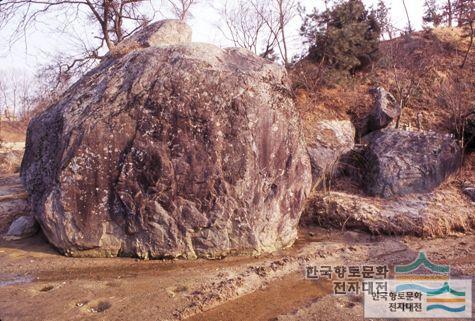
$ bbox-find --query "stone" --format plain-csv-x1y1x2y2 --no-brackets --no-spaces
21,21,312,259
5,216,39,240
0,175,29,233
462,185,475,202
305,189,474,237
111,20,192,57
306,120,355,183
359,129,461,197
361,87,400,136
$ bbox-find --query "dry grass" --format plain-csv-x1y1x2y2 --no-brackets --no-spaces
290,28,475,138
0,121,27,142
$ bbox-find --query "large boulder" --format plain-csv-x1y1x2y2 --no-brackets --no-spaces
306,120,355,183
360,129,461,197
21,20,312,259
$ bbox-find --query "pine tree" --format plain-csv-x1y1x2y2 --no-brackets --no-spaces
301,0,381,72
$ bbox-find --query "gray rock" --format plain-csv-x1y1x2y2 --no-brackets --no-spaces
306,120,355,183
463,186,475,202
21,21,312,259
5,216,39,240
111,19,192,57
305,189,474,236
361,87,400,136
360,129,461,197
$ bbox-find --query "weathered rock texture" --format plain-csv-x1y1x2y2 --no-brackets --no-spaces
359,129,461,197
306,120,355,183
305,187,475,237
21,20,312,259
111,19,192,56
0,175,29,233
5,216,39,240
359,87,400,137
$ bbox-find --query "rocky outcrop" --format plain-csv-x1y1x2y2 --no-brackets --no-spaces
306,188,474,236
111,20,192,56
0,175,29,233
359,129,461,197
306,120,355,183
5,216,39,240
21,20,312,259
359,87,400,137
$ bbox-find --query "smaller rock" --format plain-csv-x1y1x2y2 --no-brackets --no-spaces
462,186,475,202
305,189,474,237
111,19,192,56
362,87,400,136
5,216,39,240
307,120,355,184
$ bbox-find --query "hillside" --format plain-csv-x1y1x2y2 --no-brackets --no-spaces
291,27,475,142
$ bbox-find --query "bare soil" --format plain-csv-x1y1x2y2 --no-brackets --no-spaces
0,223,473,321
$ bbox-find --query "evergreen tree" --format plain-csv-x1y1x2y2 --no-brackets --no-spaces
301,0,381,72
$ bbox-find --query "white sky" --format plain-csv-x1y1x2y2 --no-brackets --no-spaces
0,0,424,77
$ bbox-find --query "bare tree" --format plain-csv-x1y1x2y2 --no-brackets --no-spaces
402,0,413,32
269,0,297,65
218,0,276,56
217,0,296,64
0,0,158,77
0,69,34,121
457,0,474,68
166,0,199,21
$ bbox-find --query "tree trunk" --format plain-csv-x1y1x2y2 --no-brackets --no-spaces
461,21,474,68
402,0,412,32
447,0,453,26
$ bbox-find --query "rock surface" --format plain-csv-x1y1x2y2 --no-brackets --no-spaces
360,87,400,136
463,185,475,202
0,175,29,233
359,129,461,197
111,20,192,56
305,188,475,236
5,216,39,240
306,120,355,183
21,20,312,259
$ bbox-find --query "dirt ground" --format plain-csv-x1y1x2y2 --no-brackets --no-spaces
0,223,473,321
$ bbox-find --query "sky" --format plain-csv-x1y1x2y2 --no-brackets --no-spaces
0,0,425,78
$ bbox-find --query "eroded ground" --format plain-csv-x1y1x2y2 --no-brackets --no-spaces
0,225,473,321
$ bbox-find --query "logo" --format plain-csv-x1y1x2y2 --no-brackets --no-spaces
364,251,472,319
